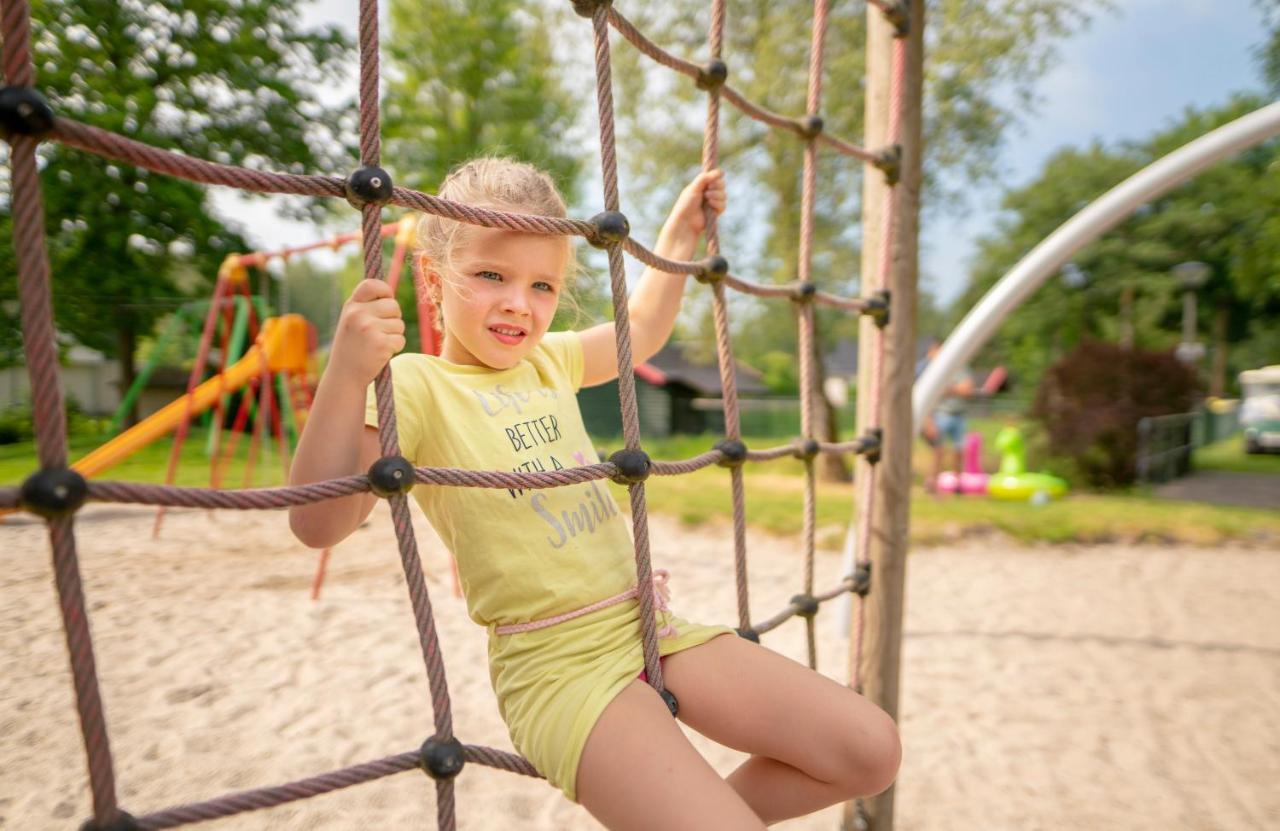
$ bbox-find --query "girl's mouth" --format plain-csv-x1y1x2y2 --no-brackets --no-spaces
489,325,527,346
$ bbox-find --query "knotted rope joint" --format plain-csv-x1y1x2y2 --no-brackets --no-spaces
571,0,611,17
587,210,630,249
78,811,139,831
735,627,761,643
793,438,821,461
849,561,872,597
880,0,911,37
659,688,679,717
798,114,824,139
0,86,54,138
345,165,394,209
20,467,88,518
695,58,729,91
367,455,416,498
872,143,902,185
695,254,729,285
714,438,748,467
608,448,651,485
420,736,466,781
790,281,817,303
863,288,891,328
790,593,820,619
863,427,884,465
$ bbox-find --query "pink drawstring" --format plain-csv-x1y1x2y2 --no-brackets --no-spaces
494,569,679,639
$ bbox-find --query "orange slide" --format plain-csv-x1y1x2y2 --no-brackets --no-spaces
71,315,311,480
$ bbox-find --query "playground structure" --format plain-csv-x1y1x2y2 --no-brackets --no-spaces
77,216,439,491
4,0,914,826
7,0,1279,829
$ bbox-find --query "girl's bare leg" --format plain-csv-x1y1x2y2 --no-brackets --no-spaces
576,678,767,831
664,633,901,825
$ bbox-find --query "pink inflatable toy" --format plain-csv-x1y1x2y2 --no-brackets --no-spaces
934,432,989,495
958,432,989,495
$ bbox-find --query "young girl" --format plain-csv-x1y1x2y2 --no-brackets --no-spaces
289,157,900,830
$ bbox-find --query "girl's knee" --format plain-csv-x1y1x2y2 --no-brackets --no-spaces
835,708,901,798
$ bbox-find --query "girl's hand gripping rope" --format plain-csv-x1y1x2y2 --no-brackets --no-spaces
329,278,407,385
662,169,726,244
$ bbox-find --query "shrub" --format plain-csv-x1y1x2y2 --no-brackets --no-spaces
1032,341,1198,488
0,397,103,445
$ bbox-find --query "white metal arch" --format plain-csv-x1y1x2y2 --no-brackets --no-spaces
913,100,1280,425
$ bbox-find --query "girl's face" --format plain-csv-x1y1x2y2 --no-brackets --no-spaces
431,225,570,370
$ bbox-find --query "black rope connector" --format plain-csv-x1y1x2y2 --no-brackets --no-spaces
798,114,824,139
20,467,88,519
793,438,820,461
872,144,902,185
714,438,747,467
863,288,891,328
863,427,883,465
659,687,679,717
420,735,466,780
695,254,729,285
790,281,817,303
858,427,883,460
587,210,630,248
850,561,873,597
608,448,651,485
571,0,611,17
696,59,729,91
345,165,394,209
735,626,760,643
367,454,416,498
0,86,54,139
880,0,911,37
790,593,820,619
79,812,140,831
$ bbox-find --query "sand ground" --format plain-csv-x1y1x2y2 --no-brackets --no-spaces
2,503,1278,830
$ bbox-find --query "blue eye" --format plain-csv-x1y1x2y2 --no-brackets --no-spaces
477,270,502,281
534,281,556,293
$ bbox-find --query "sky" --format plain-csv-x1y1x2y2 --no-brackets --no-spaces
210,0,1275,306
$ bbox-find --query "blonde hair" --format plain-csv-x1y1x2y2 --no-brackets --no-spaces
415,157,580,330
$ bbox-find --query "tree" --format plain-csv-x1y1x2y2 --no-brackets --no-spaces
0,0,352,423
959,96,1280,396
597,0,1102,479
382,0,583,198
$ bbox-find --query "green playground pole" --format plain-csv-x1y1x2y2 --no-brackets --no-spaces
276,372,297,448
109,312,188,435
205,295,252,457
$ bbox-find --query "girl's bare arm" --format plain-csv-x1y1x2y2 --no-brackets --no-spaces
579,170,726,387
289,279,405,548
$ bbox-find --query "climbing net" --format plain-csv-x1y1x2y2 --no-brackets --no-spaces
1,0,909,827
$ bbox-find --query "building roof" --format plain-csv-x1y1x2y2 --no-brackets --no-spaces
641,342,770,397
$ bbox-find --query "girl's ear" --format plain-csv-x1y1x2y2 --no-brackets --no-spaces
414,252,443,303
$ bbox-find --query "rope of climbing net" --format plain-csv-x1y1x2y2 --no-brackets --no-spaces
0,0,909,827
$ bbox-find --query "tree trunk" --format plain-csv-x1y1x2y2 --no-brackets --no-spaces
1210,301,1228,398
1119,283,1134,348
118,325,138,428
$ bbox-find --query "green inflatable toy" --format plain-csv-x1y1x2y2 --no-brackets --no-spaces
987,426,1068,502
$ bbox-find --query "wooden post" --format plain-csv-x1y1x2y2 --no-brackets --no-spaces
845,2,923,830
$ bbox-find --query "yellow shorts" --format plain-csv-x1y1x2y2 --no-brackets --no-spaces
487,599,732,802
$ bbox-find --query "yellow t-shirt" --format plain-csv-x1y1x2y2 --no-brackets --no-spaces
364,331,637,629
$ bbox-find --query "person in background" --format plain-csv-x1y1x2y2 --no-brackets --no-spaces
917,338,974,492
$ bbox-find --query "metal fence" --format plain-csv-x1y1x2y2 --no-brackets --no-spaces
1136,405,1241,484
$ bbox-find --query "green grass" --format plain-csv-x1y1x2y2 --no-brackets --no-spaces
0,427,289,489
1193,435,1280,475
7,427,1276,547
614,431,1280,547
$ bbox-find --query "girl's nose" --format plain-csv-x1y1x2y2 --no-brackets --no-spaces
501,288,532,316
